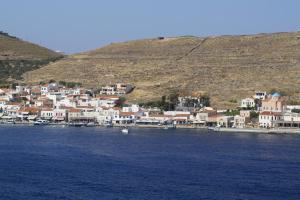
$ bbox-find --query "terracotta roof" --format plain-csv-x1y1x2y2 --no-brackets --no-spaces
69,108,81,113
208,114,225,119
31,88,41,93
120,112,135,116
6,102,22,106
19,107,40,113
98,95,119,100
41,108,53,112
260,111,282,116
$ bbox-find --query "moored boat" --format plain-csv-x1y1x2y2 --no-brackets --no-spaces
103,122,113,128
121,127,129,134
86,122,96,127
34,119,49,125
68,122,85,127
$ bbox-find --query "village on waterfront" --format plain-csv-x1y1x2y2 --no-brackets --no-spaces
1,81,300,133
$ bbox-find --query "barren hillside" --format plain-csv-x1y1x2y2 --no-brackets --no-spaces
25,32,300,108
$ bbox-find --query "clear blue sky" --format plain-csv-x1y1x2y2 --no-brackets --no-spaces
1,0,299,54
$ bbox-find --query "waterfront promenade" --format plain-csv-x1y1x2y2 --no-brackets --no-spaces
1,121,300,134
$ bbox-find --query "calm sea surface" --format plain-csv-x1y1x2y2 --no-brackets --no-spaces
0,125,300,200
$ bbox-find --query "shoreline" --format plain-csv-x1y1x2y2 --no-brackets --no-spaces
1,122,300,134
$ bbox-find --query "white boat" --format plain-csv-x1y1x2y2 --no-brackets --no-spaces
68,122,85,127
208,125,221,132
34,119,49,125
103,122,113,127
86,122,96,127
4,119,15,124
121,127,129,134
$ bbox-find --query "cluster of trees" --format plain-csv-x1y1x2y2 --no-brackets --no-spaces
139,93,210,111
0,57,63,81
179,95,210,108
115,97,127,108
0,80,10,88
0,81,23,89
38,80,82,88
139,93,179,111
58,80,82,88
292,109,300,113
224,109,259,120
0,31,17,39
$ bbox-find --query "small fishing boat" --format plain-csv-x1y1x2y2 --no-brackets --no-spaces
103,122,113,128
86,122,96,127
34,119,49,125
68,122,85,127
4,119,15,124
208,125,221,132
121,127,129,134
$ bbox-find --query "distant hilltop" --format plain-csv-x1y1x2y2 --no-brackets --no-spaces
0,31,63,83
1,31,300,108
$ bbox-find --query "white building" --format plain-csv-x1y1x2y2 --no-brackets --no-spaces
259,111,282,128
99,86,116,95
240,98,255,108
41,86,48,95
96,96,119,108
0,98,7,110
163,111,191,116
122,104,139,113
41,109,54,120
52,108,67,122
253,91,267,100
4,102,22,118
95,107,120,124
113,112,135,124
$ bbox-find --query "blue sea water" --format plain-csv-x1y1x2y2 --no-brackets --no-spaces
0,126,300,200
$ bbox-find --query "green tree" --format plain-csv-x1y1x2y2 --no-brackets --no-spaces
115,97,126,107
250,111,259,119
292,109,300,113
49,79,56,84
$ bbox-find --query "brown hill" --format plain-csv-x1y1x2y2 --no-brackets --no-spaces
0,31,63,82
25,32,300,108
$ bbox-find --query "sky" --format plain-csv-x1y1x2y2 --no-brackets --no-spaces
1,0,300,54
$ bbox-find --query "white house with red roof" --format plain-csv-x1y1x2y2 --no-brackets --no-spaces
259,111,283,128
